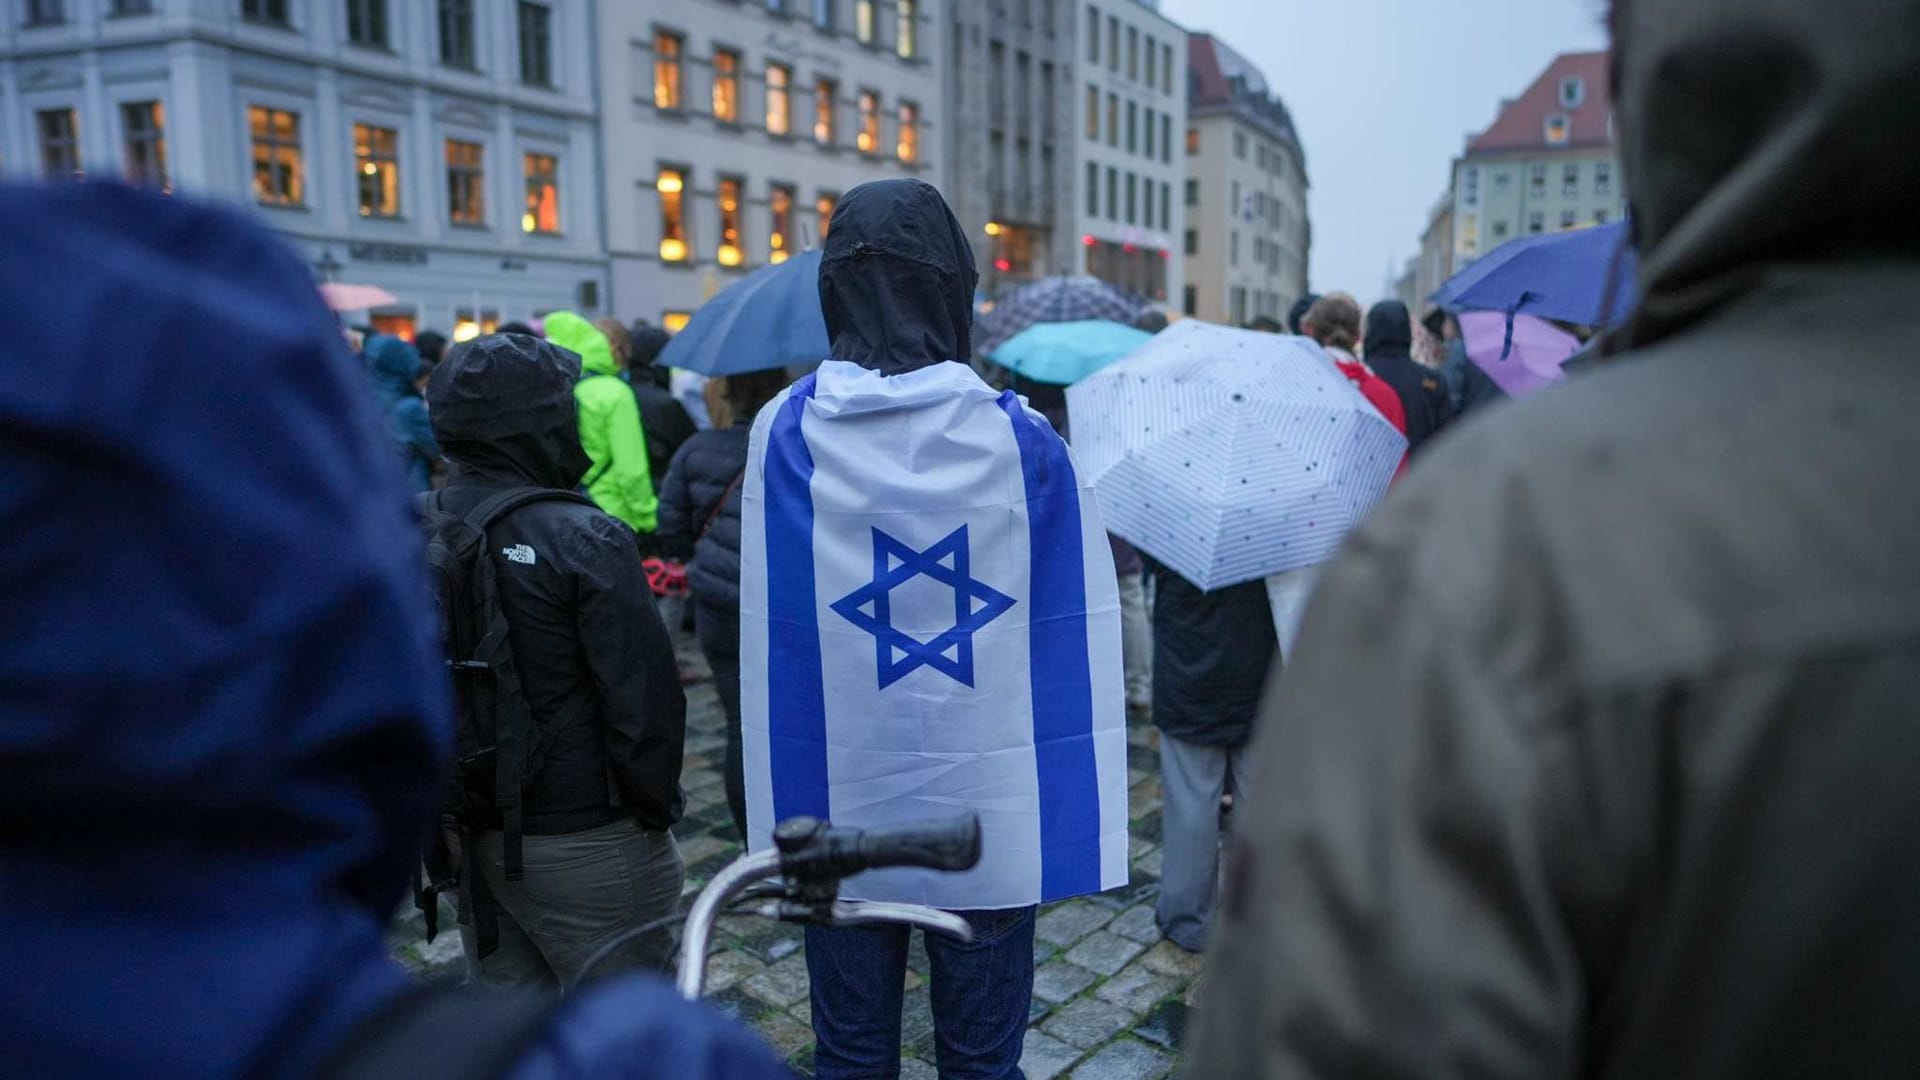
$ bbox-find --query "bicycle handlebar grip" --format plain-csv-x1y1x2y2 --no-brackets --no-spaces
855,814,982,874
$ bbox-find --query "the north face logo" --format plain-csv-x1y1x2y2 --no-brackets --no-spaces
502,544,537,566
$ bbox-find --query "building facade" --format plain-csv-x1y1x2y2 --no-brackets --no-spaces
944,0,1074,295
1071,0,1184,309
1180,32,1306,327
1412,190,1453,313
0,0,609,340
598,0,943,331
1450,51,1623,268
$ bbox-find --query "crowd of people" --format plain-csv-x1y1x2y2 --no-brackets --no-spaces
5,0,1918,1076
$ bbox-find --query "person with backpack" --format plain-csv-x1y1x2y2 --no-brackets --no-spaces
544,312,660,552
423,331,688,987
0,181,785,1079
655,368,793,842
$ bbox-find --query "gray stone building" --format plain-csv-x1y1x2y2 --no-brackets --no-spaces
598,0,944,331
0,0,610,340
943,0,1076,295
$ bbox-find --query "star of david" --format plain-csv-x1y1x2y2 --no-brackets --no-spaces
830,525,1017,690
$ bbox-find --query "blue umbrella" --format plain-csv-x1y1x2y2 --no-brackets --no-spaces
657,249,828,376
989,320,1153,386
976,275,1150,355
1432,221,1637,326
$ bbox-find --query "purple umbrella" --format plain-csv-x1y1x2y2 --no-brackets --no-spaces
1459,311,1581,399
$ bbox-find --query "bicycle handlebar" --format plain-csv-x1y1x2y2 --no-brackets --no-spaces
772,814,982,882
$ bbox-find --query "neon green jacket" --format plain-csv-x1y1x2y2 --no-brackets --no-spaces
545,312,657,533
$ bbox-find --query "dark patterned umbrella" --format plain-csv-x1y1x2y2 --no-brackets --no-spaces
975,275,1150,356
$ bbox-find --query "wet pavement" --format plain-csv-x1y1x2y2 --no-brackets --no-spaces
392,628,1197,1078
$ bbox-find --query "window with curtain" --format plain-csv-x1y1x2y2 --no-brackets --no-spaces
522,151,559,233
896,101,918,162
717,177,744,266
712,49,740,122
249,105,303,205
766,63,792,134
896,0,915,58
814,78,837,145
653,32,683,109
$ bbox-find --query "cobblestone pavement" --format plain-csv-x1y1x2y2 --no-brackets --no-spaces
394,628,1197,1078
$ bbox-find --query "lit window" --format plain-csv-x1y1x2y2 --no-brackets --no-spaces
814,78,837,144
446,139,485,226
662,311,692,333
522,151,559,233
653,32,683,110
770,183,795,263
896,101,919,161
1185,126,1198,155
346,0,387,48
121,101,168,191
816,191,837,241
657,167,688,262
857,90,880,154
855,0,874,43
1545,112,1570,145
712,49,739,122
1085,85,1099,140
766,64,792,135
717,177,744,267
451,310,498,342
517,2,552,87
37,108,81,181
354,124,401,218
249,105,303,205
896,0,916,59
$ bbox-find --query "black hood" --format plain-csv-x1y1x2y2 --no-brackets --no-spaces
427,332,592,489
1363,300,1414,359
819,178,979,375
1615,0,1920,348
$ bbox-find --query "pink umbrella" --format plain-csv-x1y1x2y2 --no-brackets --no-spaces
318,282,398,312
1459,310,1581,399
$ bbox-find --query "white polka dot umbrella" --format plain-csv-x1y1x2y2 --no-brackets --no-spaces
1065,320,1406,591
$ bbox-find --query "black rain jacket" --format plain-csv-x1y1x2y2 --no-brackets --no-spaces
1363,300,1454,453
819,177,979,375
656,422,750,653
427,334,686,833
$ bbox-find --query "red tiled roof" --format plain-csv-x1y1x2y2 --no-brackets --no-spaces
1188,33,1266,107
1466,51,1612,154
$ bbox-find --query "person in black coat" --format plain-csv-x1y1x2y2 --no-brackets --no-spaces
655,368,792,841
1363,300,1454,454
426,332,689,984
626,322,699,486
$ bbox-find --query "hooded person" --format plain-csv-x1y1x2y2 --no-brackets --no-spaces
622,321,698,490
543,311,659,540
1362,299,1454,454
739,178,1129,1079
0,183,784,1079
424,331,689,987
1188,0,1920,1076
363,331,441,491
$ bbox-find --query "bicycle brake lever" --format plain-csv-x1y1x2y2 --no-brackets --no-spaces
827,900,974,942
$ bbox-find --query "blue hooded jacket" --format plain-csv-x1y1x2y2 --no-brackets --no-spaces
0,184,788,1080
364,332,440,492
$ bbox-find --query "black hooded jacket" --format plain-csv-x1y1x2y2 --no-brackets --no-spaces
427,334,685,833
625,323,698,483
819,178,979,374
1362,300,1453,454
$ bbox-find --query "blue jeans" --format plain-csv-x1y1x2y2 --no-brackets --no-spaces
806,906,1037,1079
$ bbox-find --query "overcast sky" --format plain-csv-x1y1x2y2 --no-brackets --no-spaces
1157,0,1609,302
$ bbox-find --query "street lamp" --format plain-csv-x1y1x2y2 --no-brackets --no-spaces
314,249,343,283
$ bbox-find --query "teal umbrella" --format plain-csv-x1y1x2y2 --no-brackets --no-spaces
988,320,1154,386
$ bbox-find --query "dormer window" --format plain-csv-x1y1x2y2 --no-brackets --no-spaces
1559,76,1585,109
1545,112,1571,145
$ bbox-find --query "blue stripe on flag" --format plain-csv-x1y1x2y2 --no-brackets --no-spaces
998,393,1101,899
765,375,830,823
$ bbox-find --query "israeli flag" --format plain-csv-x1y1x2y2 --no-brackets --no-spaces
740,359,1129,908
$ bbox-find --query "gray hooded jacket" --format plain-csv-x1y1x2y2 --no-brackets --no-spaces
1187,1,1920,1076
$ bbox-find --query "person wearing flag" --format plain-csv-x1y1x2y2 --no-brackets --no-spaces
739,178,1130,1078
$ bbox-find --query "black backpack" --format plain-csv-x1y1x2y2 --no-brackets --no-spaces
415,486,596,956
